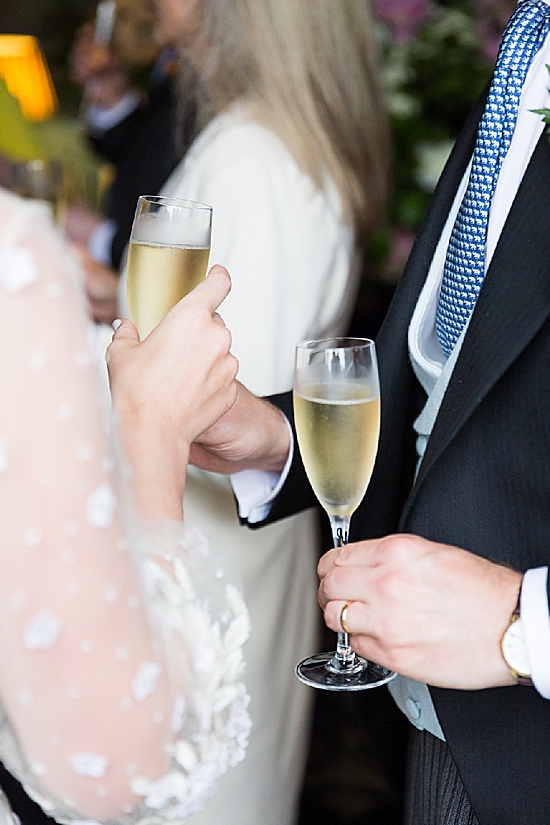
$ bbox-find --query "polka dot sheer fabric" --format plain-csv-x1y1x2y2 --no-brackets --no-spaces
0,190,251,824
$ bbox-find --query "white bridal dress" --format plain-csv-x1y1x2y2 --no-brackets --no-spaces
162,104,359,825
0,188,251,824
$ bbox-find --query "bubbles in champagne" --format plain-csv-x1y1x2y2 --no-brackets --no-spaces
131,209,211,248
126,242,210,339
294,383,380,518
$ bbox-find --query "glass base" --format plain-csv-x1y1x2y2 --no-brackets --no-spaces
295,651,396,692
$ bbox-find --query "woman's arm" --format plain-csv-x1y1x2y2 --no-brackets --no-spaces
0,194,246,822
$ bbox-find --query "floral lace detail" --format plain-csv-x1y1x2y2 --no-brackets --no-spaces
0,246,38,293
0,524,251,824
125,525,253,821
23,610,63,650
0,190,251,824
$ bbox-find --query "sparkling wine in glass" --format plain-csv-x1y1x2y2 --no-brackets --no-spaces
294,337,396,691
126,195,212,339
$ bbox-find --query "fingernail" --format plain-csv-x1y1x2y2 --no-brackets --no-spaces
112,319,122,332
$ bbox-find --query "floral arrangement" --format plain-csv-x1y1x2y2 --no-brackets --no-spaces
368,0,515,282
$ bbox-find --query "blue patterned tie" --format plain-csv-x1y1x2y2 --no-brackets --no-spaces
436,0,550,358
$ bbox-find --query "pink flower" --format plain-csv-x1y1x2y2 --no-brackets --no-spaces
384,228,417,280
474,0,515,65
372,0,435,43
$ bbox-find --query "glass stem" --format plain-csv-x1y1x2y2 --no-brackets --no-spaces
328,516,358,670
330,515,350,547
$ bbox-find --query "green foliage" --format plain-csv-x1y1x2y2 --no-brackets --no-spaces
370,0,515,281
532,65,550,132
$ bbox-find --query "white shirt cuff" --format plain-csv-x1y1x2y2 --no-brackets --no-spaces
86,91,141,133
88,219,118,266
521,566,550,698
230,415,294,524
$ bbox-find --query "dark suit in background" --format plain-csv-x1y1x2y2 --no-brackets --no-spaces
88,69,194,269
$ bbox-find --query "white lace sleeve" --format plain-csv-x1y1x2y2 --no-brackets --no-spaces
0,190,250,824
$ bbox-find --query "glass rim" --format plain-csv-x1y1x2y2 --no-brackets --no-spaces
296,336,375,352
137,195,212,212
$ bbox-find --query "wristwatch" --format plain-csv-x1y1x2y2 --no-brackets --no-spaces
501,603,533,686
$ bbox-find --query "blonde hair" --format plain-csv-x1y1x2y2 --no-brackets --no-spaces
178,0,389,244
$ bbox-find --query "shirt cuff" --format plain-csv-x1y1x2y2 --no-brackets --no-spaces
86,91,141,133
230,415,294,524
521,566,550,698
88,220,118,267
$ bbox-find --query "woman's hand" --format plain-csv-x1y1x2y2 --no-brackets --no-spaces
107,265,239,518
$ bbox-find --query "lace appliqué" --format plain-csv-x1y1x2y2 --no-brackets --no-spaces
23,611,63,650
0,195,251,824
128,525,252,821
0,247,38,293
86,483,118,528
0,525,251,825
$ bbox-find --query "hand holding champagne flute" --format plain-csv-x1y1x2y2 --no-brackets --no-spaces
294,337,396,690
127,196,212,338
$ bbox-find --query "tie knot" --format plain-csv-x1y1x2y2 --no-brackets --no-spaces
501,0,550,48
521,0,549,12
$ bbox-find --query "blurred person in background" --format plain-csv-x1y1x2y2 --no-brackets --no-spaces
145,1,389,824
66,0,194,323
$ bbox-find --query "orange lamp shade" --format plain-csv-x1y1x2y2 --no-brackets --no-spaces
0,35,57,121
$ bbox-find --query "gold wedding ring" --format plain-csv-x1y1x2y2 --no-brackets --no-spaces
340,600,354,634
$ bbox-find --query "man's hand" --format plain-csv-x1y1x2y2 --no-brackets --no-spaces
70,22,133,109
189,381,291,475
318,533,522,690
65,203,104,247
71,243,120,325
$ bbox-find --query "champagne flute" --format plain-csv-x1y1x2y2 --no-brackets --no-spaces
294,337,396,691
13,159,66,227
126,195,212,339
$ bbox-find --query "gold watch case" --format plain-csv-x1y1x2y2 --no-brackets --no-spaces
501,612,532,683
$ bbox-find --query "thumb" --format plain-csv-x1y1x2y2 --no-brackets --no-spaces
109,317,140,347
186,264,232,314
106,318,140,370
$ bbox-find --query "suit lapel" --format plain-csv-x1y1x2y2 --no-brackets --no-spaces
403,130,550,521
356,95,485,535
386,93,486,326
375,90,485,418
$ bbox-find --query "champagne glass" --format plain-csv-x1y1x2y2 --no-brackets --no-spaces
126,195,212,339
13,159,66,227
294,337,396,691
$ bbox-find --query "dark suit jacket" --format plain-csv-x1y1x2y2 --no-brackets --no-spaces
250,92,550,824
